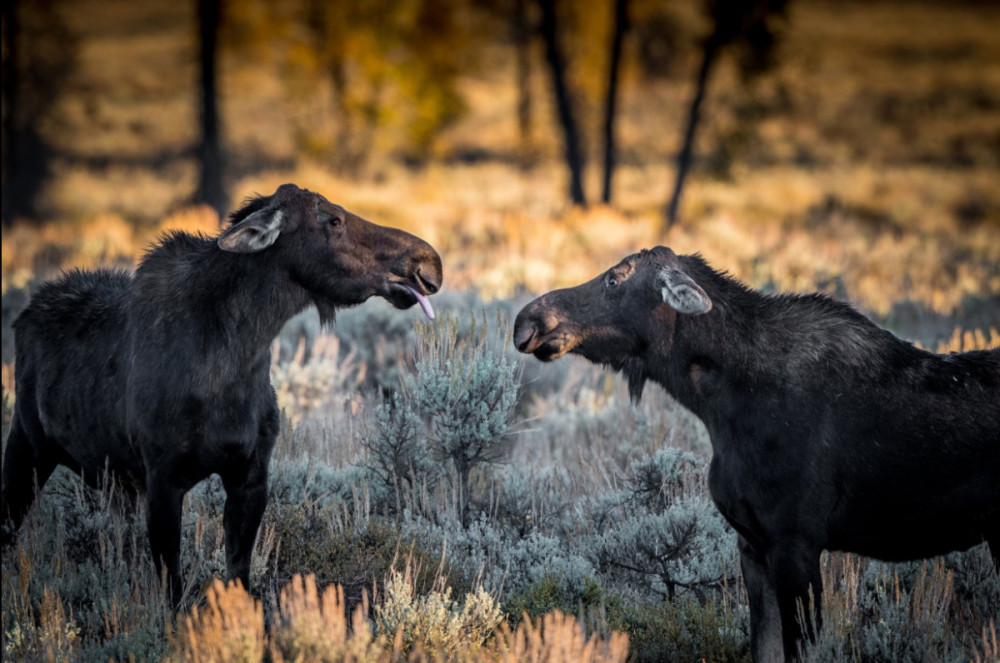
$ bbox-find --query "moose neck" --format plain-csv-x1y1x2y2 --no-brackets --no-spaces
132,233,313,369
644,261,794,428
646,257,894,438
215,249,313,351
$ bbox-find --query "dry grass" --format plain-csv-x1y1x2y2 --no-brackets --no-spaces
2,548,82,663
270,576,383,663
170,573,629,663
172,580,266,663
6,161,998,317
928,327,1000,354
491,610,630,663
971,621,998,663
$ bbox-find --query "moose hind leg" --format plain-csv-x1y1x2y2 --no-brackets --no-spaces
221,461,269,591
739,536,784,663
2,416,57,544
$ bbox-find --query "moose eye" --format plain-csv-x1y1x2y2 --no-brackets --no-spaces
328,215,342,228
607,275,619,287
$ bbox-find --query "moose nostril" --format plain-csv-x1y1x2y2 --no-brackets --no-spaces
417,270,439,294
513,325,536,352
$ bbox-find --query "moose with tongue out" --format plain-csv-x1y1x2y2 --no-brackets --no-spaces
3,183,442,605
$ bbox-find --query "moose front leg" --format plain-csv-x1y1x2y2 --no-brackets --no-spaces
769,540,823,660
145,470,188,607
220,455,270,591
739,536,784,663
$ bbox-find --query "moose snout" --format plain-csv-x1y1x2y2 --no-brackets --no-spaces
391,241,443,294
513,302,559,354
415,257,442,295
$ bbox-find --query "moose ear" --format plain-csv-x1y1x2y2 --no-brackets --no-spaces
218,209,284,253
657,268,712,315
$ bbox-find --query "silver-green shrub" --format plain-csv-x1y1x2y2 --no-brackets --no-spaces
406,314,521,527
359,393,440,518
357,313,523,527
586,448,739,601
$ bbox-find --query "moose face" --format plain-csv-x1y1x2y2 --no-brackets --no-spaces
218,183,443,322
513,246,712,373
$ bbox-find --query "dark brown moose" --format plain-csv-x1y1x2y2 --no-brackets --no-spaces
3,183,442,605
513,246,999,662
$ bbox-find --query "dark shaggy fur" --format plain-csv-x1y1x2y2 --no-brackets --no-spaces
3,183,442,605
514,245,999,662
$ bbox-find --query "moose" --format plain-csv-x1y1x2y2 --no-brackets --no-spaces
2,183,442,605
513,246,999,662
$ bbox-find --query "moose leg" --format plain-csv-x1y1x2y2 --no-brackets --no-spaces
2,416,57,544
769,541,823,661
220,457,270,591
145,470,187,607
739,536,784,663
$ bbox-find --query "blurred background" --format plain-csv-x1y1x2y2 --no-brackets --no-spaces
3,0,998,322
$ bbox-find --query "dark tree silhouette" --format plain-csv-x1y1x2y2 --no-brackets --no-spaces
2,0,73,226
601,0,629,204
1,0,22,226
664,30,720,228
194,0,226,220
537,0,586,206
664,0,788,229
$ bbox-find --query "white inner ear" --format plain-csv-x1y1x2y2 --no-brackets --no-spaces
659,269,712,315
219,209,284,253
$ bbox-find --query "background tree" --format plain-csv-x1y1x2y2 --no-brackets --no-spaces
305,0,364,171
194,0,226,220
600,0,629,204
1,0,75,226
664,0,788,229
1,0,19,226
512,0,535,167
295,0,472,171
537,0,587,206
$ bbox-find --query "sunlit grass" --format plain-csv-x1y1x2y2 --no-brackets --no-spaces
7,160,997,318
170,570,628,663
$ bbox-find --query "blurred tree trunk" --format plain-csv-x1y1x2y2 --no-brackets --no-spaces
1,0,20,226
537,0,586,206
513,0,533,167
664,33,720,229
2,0,52,226
664,0,788,230
195,0,226,220
601,0,628,204
306,0,359,173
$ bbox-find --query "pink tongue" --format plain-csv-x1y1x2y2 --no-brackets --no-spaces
405,286,435,320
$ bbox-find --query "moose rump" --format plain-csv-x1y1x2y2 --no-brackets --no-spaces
3,183,443,605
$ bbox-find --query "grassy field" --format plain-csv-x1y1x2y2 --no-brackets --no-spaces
2,0,999,660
